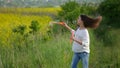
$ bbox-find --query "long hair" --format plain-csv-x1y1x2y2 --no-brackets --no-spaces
80,15,102,29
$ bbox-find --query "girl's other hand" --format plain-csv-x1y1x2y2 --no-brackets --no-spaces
70,36,75,40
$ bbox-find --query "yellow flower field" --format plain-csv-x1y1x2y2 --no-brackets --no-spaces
0,8,61,16
0,8,60,46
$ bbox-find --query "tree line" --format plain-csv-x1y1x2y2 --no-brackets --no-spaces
0,0,102,7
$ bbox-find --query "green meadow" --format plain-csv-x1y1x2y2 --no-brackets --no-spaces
0,1,120,68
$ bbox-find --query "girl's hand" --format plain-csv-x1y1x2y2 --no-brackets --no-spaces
59,22,64,25
58,21,73,32
70,36,75,41
64,23,68,27
58,22,68,27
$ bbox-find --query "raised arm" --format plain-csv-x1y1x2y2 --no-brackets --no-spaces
60,22,74,32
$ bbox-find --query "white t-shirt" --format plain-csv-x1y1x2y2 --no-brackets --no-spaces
71,28,90,53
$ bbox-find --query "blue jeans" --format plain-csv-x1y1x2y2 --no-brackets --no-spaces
71,52,89,68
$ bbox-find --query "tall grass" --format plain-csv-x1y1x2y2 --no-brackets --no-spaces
0,32,72,68
0,28,120,68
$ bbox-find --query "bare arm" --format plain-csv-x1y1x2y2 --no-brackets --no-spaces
62,23,74,32
72,37,82,45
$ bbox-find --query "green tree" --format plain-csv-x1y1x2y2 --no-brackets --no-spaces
97,0,120,28
29,20,40,35
58,1,80,24
95,0,120,45
12,25,26,35
58,1,97,25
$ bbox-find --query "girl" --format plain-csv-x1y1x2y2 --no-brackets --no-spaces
61,15,102,68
